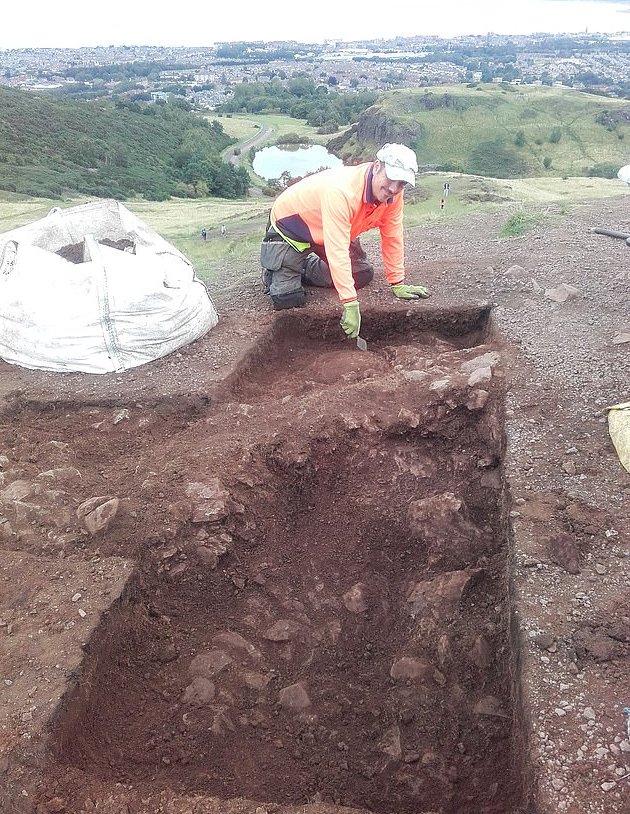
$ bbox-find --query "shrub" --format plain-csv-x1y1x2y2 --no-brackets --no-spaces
468,140,528,179
276,133,310,145
587,162,621,179
500,210,539,237
317,122,339,134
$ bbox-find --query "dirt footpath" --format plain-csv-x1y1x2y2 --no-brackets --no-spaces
0,196,628,814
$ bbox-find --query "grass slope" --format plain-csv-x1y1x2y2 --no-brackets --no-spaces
372,84,630,178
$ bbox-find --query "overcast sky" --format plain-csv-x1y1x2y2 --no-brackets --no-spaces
1,0,629,50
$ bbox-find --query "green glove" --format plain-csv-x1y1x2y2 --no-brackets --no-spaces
340,300,361,338
391,283,430,300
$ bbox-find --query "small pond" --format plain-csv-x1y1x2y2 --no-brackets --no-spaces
253,144,342,181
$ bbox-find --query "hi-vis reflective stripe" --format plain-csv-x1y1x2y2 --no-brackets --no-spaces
270,218,310,252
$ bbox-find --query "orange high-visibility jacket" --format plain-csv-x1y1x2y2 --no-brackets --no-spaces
270,162,406,303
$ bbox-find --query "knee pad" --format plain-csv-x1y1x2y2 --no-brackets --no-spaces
271,289,306,310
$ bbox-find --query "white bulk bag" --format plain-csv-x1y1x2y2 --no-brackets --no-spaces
0,200,218,374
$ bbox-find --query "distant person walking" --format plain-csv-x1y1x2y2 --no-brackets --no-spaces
201,227,207,241
220,225,227,237
443,181,450,198
440,198,445,210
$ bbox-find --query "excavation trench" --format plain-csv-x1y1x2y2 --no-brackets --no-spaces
48,308,529,813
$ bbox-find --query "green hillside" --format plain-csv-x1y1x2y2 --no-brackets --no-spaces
2,82,629,203
345,84,630,179
0,87,250,200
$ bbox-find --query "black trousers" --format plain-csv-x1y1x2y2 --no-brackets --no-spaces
260,224,374,310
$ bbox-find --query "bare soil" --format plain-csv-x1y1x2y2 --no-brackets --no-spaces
0,195,628,814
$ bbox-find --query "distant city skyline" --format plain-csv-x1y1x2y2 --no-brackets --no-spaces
1,0,629,50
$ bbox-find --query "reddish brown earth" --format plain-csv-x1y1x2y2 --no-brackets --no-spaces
0,196,628,814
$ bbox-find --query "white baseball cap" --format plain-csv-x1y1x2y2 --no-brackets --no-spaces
376,143,418,187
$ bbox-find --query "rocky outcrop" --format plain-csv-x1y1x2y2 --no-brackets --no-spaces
327,106,423,161
356,107,424,149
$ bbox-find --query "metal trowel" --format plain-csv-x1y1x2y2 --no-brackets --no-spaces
355,335,368,351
